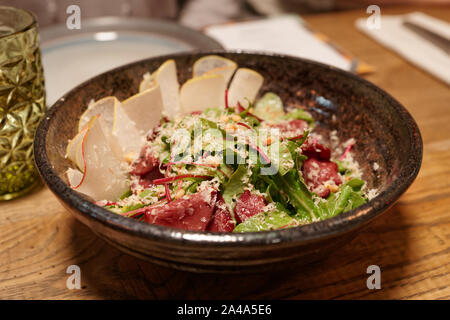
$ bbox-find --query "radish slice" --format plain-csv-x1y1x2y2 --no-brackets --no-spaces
228,68,264,108
67,168,84,189
122,84,164,135
66,126,88,171
180,74,227,114
67,117,128,201
193,55,237,78
153,59,181,118
67,116,99,172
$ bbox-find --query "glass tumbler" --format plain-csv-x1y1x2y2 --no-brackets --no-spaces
0,6,46,200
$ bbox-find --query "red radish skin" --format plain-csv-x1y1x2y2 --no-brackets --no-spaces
234,190,267,223
145,189,217,231
95,201,117,207
236,122,252,130
340,143,354,160
225,89,229,109
237,102,264,122
167,161,230,179
287,134,304,141
302,158,342,198
164,157,173,201
73,127,88,189
249,144,271,164
130,167,164,192
153,174,213,185
207,195,235,232
164,183,172,202
121,200,166,217
72,114,104,190
167,161,217,169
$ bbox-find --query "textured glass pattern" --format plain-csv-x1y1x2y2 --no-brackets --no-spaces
0,24,46,199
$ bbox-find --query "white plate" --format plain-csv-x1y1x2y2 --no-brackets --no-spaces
40,17,222,106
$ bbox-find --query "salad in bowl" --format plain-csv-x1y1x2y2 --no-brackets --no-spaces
65,55,377,233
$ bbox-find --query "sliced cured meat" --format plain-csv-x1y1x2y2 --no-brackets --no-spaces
207,195,235,232
130,146,159,176
302,141,331,161
130,168,164,192
234,190,267,224
145,188,217,231
302,158,342,198
270,119,308,138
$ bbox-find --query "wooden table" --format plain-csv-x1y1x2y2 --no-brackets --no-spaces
1,6,449,300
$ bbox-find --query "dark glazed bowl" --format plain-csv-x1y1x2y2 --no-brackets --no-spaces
34,51,422,273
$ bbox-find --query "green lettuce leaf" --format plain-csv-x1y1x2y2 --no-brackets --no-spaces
233,209,298,232
222,164,248,210
271,170,320,221
284,108,314,124
253,92,285,121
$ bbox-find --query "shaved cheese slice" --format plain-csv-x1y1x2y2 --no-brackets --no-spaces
139,72,156,92
228,68,264,108
122,85,164,135
100,101,144,163
180,74,227,114
68,117,128,201
193,55,237,78
153,59,181,118
204,65,237,84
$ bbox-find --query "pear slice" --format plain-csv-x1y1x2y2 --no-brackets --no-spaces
180,74,227,114
153,59,181,118
193,55,237,79
78,96,117,132
67,117,128,201
228,68,264,108
139,72,156,92
204,65,237,84
122,84,164,135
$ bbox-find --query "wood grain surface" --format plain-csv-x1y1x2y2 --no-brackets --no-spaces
0,6,449,300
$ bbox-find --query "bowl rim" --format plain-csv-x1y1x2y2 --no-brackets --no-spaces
34,50,423,247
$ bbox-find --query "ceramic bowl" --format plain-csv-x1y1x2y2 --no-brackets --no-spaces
34,51,422,273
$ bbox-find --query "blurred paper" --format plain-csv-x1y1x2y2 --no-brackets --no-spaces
355,12,450,85
205,15,353,71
